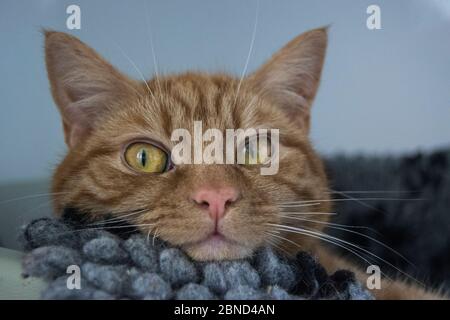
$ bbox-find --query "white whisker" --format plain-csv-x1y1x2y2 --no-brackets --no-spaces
233,0,259,105
279,202,322,208
329,189,382,213
152,228,159,246
22,223,155,243
280,211,337,216
0,192,69,205
268,231,304,251
114,42,158,104
264,231,291,256
281,197,424,206
328,190,419,194
143,0,163,97
146,228,152,244
280,215,416,268
268,223,378,275
267,223,424,286
84,223,155,231
86,209,149,227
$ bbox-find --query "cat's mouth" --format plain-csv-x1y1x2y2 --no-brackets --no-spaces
181,233,253,261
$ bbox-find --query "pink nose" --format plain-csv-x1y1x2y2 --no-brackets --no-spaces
191,187,239,221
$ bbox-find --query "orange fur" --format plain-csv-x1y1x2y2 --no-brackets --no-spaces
44,29,444,299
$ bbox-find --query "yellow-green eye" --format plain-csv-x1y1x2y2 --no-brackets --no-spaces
124,142,168,173
242,137,271,165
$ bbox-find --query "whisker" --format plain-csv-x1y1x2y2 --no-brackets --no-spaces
21,222,155,243
90,223,155,230
268,223,424,287
281,214,376,231
152,228,159,246
280,215,416,268
279,202,322,208
328,190,420,195
0,192,69,205
329,189,383,214
86,208,149,227
143,0,163,97
267,223,379,276
280,211,337,216
264,231,291,256
281,197,425,206
233,0,259,105
114,42,158,104
267,231,303,251
146,228,152,244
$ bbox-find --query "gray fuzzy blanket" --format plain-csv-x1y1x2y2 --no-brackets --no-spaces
20,217,372,300
18,148,450,299
325,148,450,291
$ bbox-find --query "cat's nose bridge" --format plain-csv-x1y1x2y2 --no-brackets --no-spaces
190,186,240,221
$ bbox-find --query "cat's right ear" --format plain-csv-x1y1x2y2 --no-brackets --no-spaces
45,31,141,147
247,27,327,133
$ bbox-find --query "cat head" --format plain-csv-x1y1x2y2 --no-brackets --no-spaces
45,28,330,261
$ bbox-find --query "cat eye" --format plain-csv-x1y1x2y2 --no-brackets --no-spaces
123,141,170,173
241,136,272,165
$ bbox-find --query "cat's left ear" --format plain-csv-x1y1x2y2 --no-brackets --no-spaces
45,31,142,147
248,27,327,132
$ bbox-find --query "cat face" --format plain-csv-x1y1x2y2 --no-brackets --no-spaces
46,29,331,261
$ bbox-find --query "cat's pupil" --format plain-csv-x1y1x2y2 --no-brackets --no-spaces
137,149,147,167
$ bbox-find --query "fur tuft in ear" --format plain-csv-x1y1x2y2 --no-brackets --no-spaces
248,27,328,132
44,31,141,147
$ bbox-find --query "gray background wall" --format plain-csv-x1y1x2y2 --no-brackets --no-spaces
0,1,449,248
1,0,449,184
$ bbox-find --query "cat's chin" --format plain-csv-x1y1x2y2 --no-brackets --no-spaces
182,235,253,261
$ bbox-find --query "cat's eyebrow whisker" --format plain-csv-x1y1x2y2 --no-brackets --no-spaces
143,1,163,98
114,42,158,104
267,223,424,287
233,0,259,106
280,215,416,269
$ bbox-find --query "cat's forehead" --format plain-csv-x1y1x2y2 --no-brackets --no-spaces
139,73,264,131
102,72,283,148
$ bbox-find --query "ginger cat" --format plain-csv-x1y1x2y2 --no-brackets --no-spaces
44,28,444,299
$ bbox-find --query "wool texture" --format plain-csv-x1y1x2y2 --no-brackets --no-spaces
20,217,373,300
325,148,450,290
